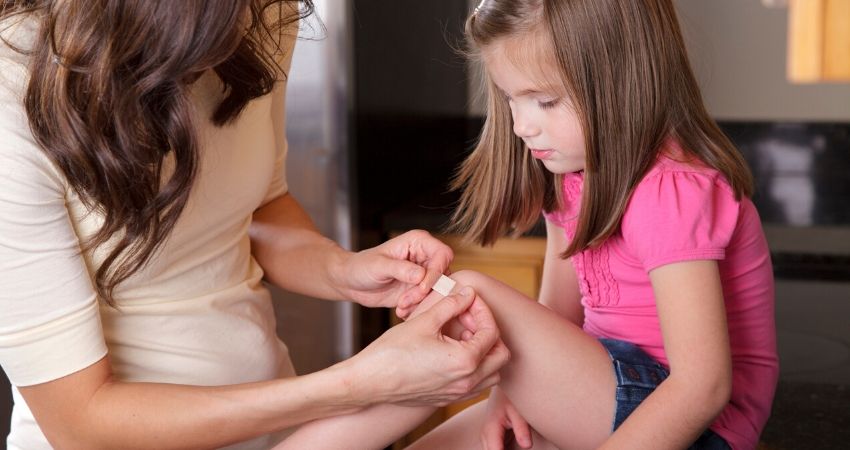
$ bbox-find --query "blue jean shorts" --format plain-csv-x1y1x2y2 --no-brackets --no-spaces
599,338,731,450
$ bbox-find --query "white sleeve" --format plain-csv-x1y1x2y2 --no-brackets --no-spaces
261,7,299,206
0,107,107,387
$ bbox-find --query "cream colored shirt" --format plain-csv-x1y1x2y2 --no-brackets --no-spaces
0,16,297,450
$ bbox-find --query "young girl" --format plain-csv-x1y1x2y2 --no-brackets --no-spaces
417,0,779,448
272,0,778,449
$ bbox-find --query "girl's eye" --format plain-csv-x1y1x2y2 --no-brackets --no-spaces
538,99,559,109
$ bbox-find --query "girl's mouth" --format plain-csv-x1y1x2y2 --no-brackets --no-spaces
530,148,554,159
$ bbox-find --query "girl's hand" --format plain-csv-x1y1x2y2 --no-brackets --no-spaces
333,230,452,311
481,387,533,450
345,287,510,407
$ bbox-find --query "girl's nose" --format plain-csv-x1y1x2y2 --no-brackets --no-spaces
512,111,540,138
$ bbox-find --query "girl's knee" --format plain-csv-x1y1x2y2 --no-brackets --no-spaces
449,269,493,289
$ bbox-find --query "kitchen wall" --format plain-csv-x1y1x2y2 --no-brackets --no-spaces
677,0,850,121
354,0,469,118
466,0,850,121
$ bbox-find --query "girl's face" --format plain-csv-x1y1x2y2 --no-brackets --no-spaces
482,39,586,174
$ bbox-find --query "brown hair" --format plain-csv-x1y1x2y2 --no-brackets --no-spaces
451,0,753,256
1,0,313,305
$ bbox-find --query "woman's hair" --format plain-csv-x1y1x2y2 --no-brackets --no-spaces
450,0,753,256
0,0,313,305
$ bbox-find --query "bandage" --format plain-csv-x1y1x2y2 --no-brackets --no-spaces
431,274,456,296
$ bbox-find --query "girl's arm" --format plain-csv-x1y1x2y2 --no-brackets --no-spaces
600,260,733,450
17,287,508,450
538,219,583,324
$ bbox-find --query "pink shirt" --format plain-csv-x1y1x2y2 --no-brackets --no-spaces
545,153,778,450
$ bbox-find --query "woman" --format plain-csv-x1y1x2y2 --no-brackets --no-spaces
0,1,508,448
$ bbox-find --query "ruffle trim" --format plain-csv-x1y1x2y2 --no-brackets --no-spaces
550,172,619,308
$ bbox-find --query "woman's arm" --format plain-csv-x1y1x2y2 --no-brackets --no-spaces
600,260,733,450
250,193,452,309
254,30,451,310
270,287,508,450
19,356,358,450
18,287,508,450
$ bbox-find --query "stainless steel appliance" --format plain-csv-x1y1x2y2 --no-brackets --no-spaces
270,0,359,375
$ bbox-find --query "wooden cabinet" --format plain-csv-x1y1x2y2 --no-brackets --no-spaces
788,0,850,82
391,234,546,448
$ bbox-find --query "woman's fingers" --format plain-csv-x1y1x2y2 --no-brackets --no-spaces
358,283,509,407
383,230,453,309
466,338,510,390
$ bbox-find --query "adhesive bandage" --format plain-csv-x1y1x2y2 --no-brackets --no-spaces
431,274,456,296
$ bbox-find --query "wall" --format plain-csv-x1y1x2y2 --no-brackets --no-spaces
353,0,469,117
466,0,850,121
678,0,850,121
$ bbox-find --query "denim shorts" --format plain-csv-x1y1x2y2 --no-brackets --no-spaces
599,338,731,450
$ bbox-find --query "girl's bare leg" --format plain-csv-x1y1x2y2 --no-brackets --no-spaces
411,270,617,450
273,404,435,450
407,400,560,450
277,269,615,450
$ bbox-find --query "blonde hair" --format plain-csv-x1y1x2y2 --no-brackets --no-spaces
450,0,753,257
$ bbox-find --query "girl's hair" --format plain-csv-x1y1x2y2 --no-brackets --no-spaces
451,0,753,256
0,0,313,305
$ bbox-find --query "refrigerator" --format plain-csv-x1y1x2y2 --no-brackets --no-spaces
271,0,359,375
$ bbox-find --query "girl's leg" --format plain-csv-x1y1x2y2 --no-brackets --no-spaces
276,269,616,450
272,404,435,450
407,400,560,450
414,270,617,450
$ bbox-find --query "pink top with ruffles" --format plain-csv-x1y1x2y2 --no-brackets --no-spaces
544,151,778,450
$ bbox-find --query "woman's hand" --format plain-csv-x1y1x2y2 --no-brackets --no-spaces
332,230,453,312
344,286,509,407
480,387,533,450
404,282,482,344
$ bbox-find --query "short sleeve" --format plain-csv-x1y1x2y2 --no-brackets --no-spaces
260,7,299,206
0,92,107,386
621,170,740,272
